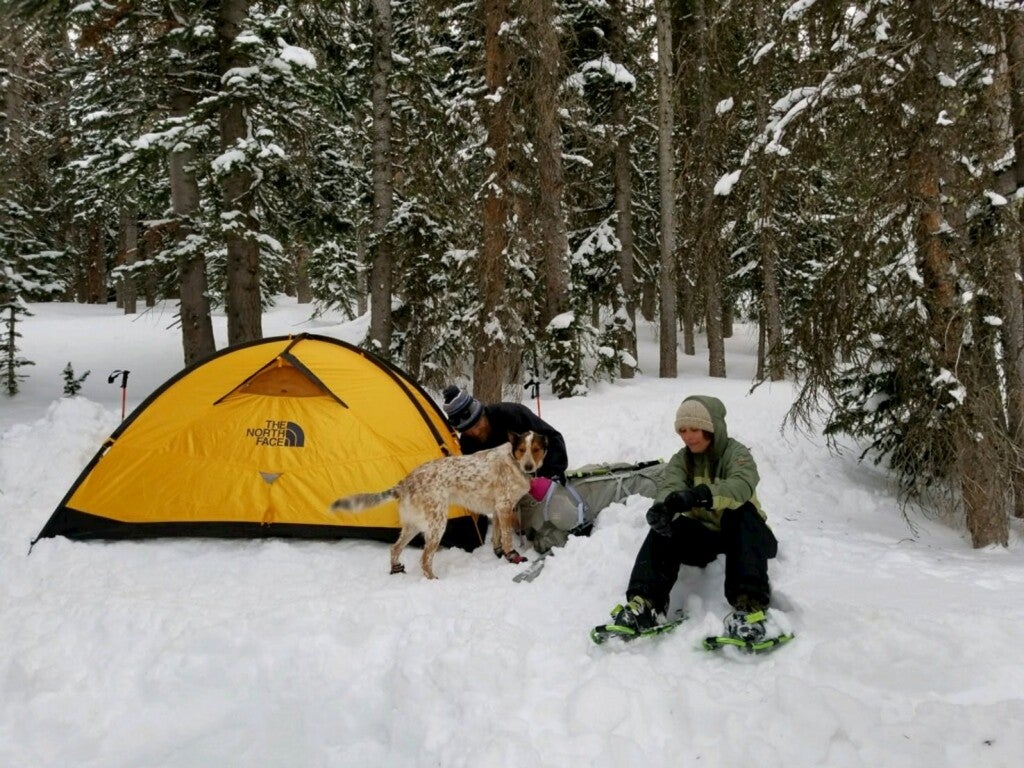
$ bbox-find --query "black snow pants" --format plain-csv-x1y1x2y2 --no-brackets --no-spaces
626,502,778,613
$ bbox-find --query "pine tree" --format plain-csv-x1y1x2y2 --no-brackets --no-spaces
61,362,89,397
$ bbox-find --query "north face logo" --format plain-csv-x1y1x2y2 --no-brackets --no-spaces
246,420,305,447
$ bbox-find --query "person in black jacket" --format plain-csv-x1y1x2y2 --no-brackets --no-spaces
441,385,568,483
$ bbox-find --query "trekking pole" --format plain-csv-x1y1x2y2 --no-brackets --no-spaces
525,346,542,416
524,378,541,417
108,369,130,420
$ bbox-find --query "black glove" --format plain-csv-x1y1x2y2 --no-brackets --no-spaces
645,502,674,537
664,484,713,513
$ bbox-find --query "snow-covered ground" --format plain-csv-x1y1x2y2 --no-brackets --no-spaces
2,297,1022,768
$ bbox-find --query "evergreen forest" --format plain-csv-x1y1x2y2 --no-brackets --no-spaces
3,0,1024,547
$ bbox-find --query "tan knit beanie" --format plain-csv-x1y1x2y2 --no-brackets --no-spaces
674,399,714,433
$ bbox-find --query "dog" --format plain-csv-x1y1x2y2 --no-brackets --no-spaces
329,431,548,579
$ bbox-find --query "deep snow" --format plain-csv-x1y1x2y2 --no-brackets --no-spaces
2,298,1022,768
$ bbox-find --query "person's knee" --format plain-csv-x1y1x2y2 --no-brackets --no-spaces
719,502,758,532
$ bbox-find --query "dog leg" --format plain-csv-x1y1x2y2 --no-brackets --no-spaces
420,520,445,580
390,525,419,576
494,506,526,563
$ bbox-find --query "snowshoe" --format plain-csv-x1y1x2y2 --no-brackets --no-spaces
591,616,686,645
702,608,795,654
590,596,685,644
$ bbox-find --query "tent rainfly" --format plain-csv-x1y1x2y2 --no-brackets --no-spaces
33,334,483,550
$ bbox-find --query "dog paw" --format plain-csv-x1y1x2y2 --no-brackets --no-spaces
503,549,528,564
390,563,406,575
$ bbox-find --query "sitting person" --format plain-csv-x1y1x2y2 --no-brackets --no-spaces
441,385,568,483
597,394,778,643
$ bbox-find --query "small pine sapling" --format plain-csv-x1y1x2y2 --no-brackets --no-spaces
1,302,35,396
62,362,91,397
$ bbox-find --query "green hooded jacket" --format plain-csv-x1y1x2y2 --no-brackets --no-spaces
655,394,765,531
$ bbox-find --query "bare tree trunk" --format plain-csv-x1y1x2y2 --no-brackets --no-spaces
609,0,636,379
755,310,766,381
528,0,577,397
3,32,25,202
679,249,695,356
356,224,368,317
1005,12,1024,519
474,0,513,403
294,243,313,304
84,218,105,304
219,0,262,346
754,0,784,381
528,0,570,326
368,0,394,356
119,209,138,314
138,230,158,308
656,0,677,378
691,0,724,377
640,279,656,322
705,256,726,377
169,39,215,365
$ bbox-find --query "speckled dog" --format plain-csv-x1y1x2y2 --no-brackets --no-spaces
330,431,547,579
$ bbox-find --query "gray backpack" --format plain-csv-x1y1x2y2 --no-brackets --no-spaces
518,460,665,553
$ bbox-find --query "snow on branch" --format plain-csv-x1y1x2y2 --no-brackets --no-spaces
782,0,819,23
717,32,865,197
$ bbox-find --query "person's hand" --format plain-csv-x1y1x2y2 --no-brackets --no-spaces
664,485,713,513
646,501,674,537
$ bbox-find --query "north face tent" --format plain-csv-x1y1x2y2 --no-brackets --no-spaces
33,333,482,549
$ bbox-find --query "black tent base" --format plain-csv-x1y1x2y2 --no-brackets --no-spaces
32,508,488,553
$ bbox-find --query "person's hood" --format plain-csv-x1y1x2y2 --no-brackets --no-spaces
683,394,728,460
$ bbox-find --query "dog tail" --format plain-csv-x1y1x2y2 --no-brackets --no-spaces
330,488,398,514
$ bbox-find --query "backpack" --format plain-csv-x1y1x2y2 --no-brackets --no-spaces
518,460,666,553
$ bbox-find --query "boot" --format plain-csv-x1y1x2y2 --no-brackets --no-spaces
725,595,768,643
608,594,659,633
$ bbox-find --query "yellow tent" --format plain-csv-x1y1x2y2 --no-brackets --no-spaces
34,334,482,550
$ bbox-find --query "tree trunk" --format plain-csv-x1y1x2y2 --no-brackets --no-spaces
529,0,577,397
369,0,394,356
3,32,25,201
84,218,105,304
655,0,677,378
356,224,368,317
640,279,656,322
755,309,766,381
119,209,138,314
138,231,157,308
609,0,636,379
528,0,570,328
705,255,726,377
679,249,695,356
219,0,262,346
910,4,1006,547
169,40,215,365
474,0,512,403
294,243,313,304
1005,12,1024,518
754,0,784,381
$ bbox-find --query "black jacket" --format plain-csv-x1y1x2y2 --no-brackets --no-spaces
459,403,568,482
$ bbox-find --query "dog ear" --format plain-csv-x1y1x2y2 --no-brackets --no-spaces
507,431,521,445
534,433,548,450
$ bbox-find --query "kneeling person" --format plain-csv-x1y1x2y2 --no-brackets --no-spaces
442,386,571,552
